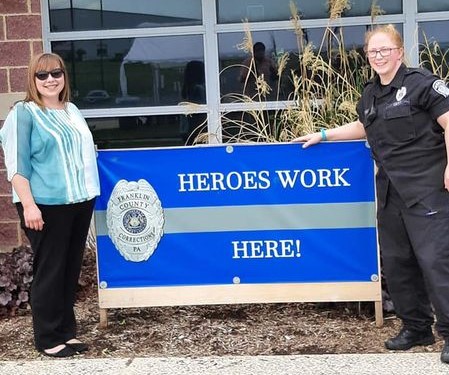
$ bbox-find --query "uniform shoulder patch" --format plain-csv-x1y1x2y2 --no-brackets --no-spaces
432,79,449,98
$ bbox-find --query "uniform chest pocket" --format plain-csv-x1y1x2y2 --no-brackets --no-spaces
384,101,411,119
382,101,415,141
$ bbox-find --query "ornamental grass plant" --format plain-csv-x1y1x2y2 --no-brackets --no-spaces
419,34,449,82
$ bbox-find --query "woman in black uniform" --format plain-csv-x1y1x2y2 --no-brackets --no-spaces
295,24,449,364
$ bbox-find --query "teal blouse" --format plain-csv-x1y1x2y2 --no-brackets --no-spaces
0,101,100,204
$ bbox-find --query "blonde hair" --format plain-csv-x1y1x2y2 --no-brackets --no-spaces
25,53,71,108
364,24,404,50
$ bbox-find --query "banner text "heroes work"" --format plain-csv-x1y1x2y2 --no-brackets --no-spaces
178,169,350,192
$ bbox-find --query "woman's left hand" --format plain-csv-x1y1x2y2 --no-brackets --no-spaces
292,132,322,148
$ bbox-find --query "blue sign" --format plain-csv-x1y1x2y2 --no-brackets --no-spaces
95,142,378,289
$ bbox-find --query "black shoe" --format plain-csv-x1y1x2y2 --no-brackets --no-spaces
385,328,435,350
40,345,76,358
441,339,449,364
66,341,89,353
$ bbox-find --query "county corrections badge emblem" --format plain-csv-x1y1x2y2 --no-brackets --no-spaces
106,179,164,262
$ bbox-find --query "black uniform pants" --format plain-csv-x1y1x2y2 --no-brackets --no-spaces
17,199,95,350
377,184,449,338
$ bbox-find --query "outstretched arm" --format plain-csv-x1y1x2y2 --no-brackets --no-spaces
293,120,366,148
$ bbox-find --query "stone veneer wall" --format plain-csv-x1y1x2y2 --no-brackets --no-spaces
0,0,42,252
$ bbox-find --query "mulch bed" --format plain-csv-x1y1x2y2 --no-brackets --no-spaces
0,248,444,360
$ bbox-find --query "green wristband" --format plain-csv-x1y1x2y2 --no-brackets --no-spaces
320,128,327,141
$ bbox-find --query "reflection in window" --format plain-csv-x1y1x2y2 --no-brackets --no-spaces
217,0,298,23
221,110,276,143
219,30,297,102
87,114,207,149
52,35,205,108
48,0,202,31
181,61,206,104
343,0,401,16
216,0,401,23
418,1,449,13
218,26,369,103
419,21,449,79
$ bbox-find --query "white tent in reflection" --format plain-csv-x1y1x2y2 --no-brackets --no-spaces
118,32,204,104
118,26,304,104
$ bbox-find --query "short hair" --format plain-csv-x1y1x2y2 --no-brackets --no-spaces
25,53,71,109
253,42,266,52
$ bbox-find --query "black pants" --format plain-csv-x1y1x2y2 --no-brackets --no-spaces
17,199,95,350
377,185,449,338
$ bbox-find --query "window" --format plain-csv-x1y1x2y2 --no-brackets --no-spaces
216,0,402,22
52,35,205,109
48,0,202,31
87,114,207,149
344,0,402,16
219,25,370,103
217,0,298,23
417,0,449,12
218,30,297,102
41,1,449,148
418,21,449,78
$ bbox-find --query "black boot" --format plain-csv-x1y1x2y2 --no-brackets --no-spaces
385,328,435,350
441,339,449,364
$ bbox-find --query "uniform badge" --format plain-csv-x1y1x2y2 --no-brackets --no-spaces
432,80,449,98
396,86,406,101
106,179,164,262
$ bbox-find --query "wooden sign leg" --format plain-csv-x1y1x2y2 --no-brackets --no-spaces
99,308,108,328
374,301,383,327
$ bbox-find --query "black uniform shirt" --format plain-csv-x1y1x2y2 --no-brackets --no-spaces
357,64,449,207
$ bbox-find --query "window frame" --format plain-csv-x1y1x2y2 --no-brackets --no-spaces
40,1,448,145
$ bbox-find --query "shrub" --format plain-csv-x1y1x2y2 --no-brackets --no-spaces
0,246,33,318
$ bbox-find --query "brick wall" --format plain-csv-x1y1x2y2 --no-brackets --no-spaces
0,0,42,252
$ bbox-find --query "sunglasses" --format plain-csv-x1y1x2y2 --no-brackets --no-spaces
35,69,64,81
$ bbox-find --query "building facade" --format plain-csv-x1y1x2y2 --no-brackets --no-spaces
1,0,449,251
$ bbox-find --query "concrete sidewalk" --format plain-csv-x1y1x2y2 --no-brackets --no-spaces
1,353,448,375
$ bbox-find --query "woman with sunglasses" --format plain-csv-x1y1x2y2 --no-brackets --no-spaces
294,24,449,364
0,53,100,357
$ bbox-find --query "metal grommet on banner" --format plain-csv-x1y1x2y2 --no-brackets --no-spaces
371,274,379,282
232,276,240,284
99,281,108,289
226,145,234,153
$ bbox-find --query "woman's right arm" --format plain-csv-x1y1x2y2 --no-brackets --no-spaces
11,174,44,231
293,120,366,148
1,103,44,231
